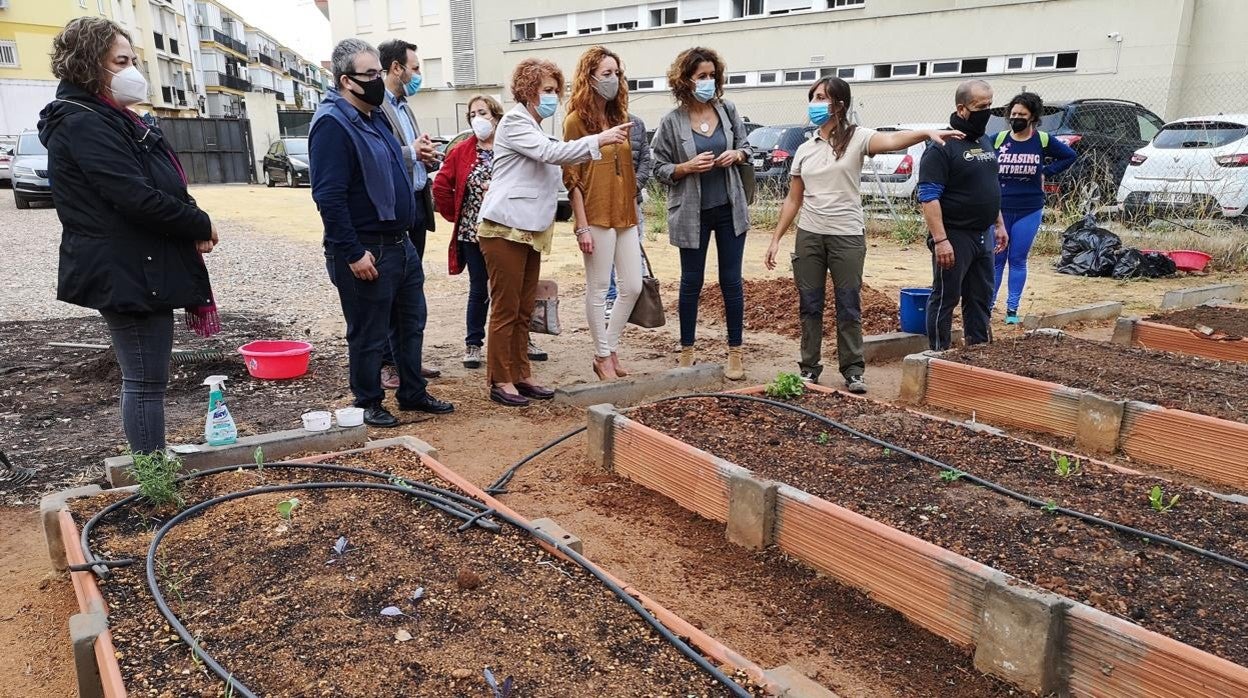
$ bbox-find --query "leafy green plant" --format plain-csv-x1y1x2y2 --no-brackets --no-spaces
816,432,830,445
938,469,964,483
1042,500,1058,514
131,451,184,508
765,372,805,400
253,446,265,473
883,447,892,457
276,497,300,520
1148,485,1179,513
1051,452,1082,477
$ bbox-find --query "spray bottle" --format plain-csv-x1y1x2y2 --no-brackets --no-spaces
203,375,238,446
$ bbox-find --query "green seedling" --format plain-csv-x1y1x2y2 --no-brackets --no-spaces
764,372,805,400
1148,485,1179,513
277,497,300,520
817,432,830,445
1042,500,1058,514
131,450,184,508
883,447,892,457
938,469,964,483
253,446,265,473
1051,452,1082,477
156,558,189,607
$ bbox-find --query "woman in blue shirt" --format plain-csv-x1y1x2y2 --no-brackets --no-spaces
991,92,1078,323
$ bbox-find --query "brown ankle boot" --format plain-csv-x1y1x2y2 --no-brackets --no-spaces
678,346,695,368
725,347,745,381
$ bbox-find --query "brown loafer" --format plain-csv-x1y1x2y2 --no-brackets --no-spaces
515,382,554,400
490,386,530,407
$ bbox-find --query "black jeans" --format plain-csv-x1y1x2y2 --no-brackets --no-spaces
927,229,994,351
462,240,489,347
100,309,174,454
678,203,746,347
327,237,429,407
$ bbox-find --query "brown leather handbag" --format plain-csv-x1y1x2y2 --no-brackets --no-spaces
627,244,665,328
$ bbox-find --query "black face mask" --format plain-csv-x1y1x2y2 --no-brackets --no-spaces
949,107,992,139
347,75,386,108
1010,118,1030,133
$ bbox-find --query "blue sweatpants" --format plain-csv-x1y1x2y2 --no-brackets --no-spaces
992,208,1043,313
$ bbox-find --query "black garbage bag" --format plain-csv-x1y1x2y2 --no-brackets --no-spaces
1112,249,1178,279
1056,214,1122,277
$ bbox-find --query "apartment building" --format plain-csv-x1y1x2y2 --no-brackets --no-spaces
190,0,250,117
111,0,200,118
321,0,1248,134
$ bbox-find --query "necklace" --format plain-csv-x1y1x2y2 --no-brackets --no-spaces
699,121,710,134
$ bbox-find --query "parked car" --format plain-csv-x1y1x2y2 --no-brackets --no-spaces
262,137,309,187
11,130,50,209
1117,115,1248,221
0,137,15,185
431,128,572,222
860,123,948,204
986,98,1165,203
748,124,815,194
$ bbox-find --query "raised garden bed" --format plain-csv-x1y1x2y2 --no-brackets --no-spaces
598,386,1248,696
909,333,1248,491
56,440,769,697
1112,306,1248,362
683,279,900,338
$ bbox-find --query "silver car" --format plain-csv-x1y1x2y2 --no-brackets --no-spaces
0,138,14,184
12,130,50,209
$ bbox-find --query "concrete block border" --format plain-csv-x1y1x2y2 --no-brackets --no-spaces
1021,301,1123,331
554,364,724,407
591,385,1248,696
1111,316,1248,363
910,349,1248,491
1160,283,1244,310
48,435,782,697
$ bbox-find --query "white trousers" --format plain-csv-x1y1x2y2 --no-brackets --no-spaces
584,224,642,357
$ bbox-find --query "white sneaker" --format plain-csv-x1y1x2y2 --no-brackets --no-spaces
846,375,868,394
462,345,483,369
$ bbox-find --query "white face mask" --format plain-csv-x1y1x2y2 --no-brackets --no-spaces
471,115,495,140
107,65,148,106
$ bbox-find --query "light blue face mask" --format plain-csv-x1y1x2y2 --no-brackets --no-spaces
808,102,831,126
693,78,716,103
403,73,422,97
535,93,559,118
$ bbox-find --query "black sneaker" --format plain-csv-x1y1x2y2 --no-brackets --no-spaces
845,375,868,394
527,340,548,361
800,370,819,384
399,393,455,415
363,406,400,428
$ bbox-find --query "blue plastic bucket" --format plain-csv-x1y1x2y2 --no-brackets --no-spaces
899,288,932,334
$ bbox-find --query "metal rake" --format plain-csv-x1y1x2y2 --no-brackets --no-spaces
0,451,35,488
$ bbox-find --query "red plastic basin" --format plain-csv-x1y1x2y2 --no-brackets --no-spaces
1167,249,1212,273
238,340,313,380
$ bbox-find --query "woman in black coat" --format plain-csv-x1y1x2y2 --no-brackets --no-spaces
39,17,219,454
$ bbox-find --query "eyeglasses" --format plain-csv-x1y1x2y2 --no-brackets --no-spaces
347,70,383,81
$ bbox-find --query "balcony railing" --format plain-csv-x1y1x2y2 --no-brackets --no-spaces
153,32,165,50
290,70,305,84
257,53,277,68
216,72,252,91
208,29,247,56
275,91,285,102
170,38,179,55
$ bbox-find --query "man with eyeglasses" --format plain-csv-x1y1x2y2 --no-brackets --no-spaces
376,38,441,388
310,38,454,428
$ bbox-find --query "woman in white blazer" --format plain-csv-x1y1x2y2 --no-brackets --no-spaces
476,57,631,407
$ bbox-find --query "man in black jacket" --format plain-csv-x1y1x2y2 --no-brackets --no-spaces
917,79,1009,351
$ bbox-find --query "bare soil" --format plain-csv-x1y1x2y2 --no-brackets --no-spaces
941,333,1248,422
675,279,900,339
1145,305,1248,338
70,447,762,697
628,392,1248,667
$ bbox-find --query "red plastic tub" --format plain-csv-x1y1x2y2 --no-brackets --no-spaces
238,340,313,379
1167,250,1212,273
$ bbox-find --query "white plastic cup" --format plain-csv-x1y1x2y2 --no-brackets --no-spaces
335,407,364,428
302,410,332,432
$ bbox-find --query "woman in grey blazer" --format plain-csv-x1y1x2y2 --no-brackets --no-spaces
475,57,630,407
651,46,755,381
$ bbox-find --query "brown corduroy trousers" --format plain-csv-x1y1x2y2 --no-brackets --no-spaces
479,236,541,385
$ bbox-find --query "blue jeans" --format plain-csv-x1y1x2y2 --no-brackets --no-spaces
462,240,489,346
327,237,428,407
992,208,1044,313
100,309,174,454
678,203,746,347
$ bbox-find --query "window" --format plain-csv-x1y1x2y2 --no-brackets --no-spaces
576,11,602,34
819,67,836,77
1056,52,1078,69
421,0,438,19
650,6,677,27
535,15,567,38
0,40,18,67
1153,120,1245,149
931,61,959,74
891,63,919,77
512,20,535,41
1034,54,1056,69
960,58,988,74
423,58,442,87
606,21,637,31
627,78,657,91
727,73,748,85
759,72,778,84
682,0,718,23
837,67,855,79
354,0,372,29
784,69,817,82
733,0,765,18
831,0,865,6
388,0,404,26
605,7,636,31
769,0,812,14
1005,56,1024,71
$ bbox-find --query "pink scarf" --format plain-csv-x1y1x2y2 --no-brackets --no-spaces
106,98,220,337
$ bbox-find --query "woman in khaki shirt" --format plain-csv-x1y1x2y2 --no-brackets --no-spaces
564,46,642,381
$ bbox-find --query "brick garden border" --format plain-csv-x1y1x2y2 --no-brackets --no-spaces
45,437,785,698
899,349,1248,492
591,385,1248,696
1112,316,1248,363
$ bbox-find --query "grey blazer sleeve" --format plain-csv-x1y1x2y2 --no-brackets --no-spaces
630,114,653,192
651,114,682,187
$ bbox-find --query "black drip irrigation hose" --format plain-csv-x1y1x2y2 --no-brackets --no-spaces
84,461,752,698
485,426,587,495
484,391,1248,575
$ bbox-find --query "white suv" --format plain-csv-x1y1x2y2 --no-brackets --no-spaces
1117,115,1248,222
860,123,948,204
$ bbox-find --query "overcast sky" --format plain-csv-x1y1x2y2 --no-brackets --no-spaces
221,0,332,63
